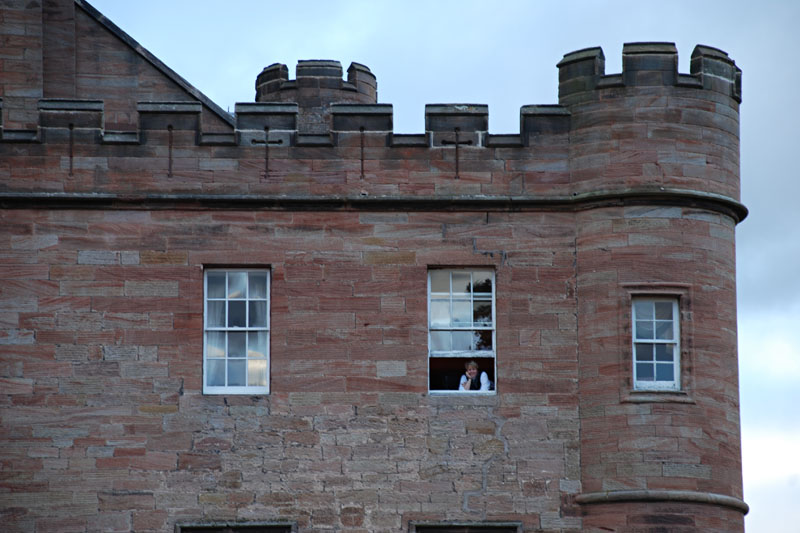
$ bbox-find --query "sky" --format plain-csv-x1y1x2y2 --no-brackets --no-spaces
88,0,799,530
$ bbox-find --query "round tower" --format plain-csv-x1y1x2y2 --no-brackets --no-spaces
255,60,377,133
560,43,748,531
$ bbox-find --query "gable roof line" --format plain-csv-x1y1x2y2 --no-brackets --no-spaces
75,0,236,129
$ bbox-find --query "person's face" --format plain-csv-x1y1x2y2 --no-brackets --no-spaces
466,366,478,379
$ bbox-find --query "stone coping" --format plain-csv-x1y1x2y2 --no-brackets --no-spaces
576,489,749,514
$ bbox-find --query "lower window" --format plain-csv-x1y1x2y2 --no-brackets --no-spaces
411,523,520,533
178,524,292,533
632,297,680,391
203,269,270,395
428,269,496,393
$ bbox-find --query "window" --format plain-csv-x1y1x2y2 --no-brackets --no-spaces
428,269,495,393
178,524,293,533
632,297,680,391
204,270,270,394
410,522,520,533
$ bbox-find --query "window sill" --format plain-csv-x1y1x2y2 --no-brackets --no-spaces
622,389,694,404
428,392,499,406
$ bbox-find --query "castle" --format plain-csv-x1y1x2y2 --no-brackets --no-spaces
0,1,747,531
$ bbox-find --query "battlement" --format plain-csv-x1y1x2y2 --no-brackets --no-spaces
255,60,377,134
1,44,741,146
558,42,742,104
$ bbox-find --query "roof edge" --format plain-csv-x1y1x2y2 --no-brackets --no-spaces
74,0,235,129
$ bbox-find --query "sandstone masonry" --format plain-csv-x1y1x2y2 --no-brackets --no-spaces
0,1,746,532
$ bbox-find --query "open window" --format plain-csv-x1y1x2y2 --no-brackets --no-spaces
428,269,496,393
203,269,270,395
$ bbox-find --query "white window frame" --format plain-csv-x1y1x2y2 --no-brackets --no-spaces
427,268,496,394
632,297,680,391
203,269,270,395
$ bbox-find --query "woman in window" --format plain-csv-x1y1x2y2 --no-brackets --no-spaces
460,360,491,391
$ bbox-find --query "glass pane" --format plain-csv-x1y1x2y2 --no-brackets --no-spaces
207,272,226,298
227,360,246,386
472,271,492,295
430,300,450,327
635,343,653,361
475,330,492,351
430,270,450,293
636,320,653,339
249,301,267,328
206,331,226,358
655,363,674,382
655,301,673,320
207,359,225,386
655,321,673,340
452,330,472,351
249,272,267,299
228,272,247,299
634,300,653,320
452,300,471,324
228,301,246,327
452,273,470,295
473,302,492,326
655,344,674,361
248,359,267,387
636,362,654,381
430,331,451,351
228,332,246,357
248,331,267,359
207,301,225,327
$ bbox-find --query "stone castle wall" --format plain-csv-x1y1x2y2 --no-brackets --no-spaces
0,1,746,532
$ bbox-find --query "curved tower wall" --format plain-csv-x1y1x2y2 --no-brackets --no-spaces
561,44,746,531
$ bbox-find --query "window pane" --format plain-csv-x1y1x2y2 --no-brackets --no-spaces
452,300,471,324
655,320,673,340
227,360,246,386
635,343,653,361
452,331,472,351
207,272,226,298
430,270,450,293
635,320,653,339
655,344,674,361
207,359,225,386
228,332,246,357
430,300,450,327
473,302,492,326
228,272,247,298
248,331,267,359
249,272,267,299
472,272,492,294
248,359,267,387
207,301,225,327
636,362,654,381
228,301,246,327
655,301,673,320
249,301,267,328
452,272,470,295
634,300,653,320
475,330,492,350
655,363,674,382
206,331,226,358
431,331,451,351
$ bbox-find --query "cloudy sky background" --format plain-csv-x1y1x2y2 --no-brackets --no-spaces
88,0,799,530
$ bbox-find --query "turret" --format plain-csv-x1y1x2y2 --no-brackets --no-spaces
255,60,377,134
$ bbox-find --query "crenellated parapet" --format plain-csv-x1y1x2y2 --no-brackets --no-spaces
558,42,741,104
0,43,745,221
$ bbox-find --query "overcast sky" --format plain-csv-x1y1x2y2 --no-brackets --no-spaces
88,1,799,530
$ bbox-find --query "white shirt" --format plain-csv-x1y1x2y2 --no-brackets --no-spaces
460,371,490,391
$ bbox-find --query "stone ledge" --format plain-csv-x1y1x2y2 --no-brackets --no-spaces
575,489,749,514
